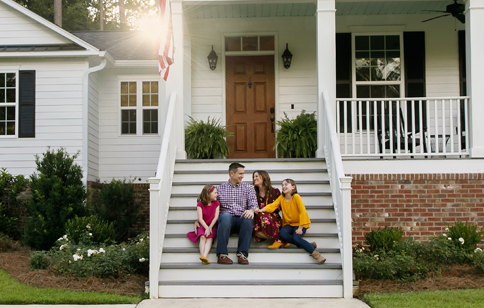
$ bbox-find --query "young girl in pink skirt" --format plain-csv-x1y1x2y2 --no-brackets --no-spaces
187,184,220,264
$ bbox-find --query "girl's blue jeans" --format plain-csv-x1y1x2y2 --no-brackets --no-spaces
279,225,315,254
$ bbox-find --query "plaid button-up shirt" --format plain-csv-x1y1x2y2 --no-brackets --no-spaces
217,180,258,216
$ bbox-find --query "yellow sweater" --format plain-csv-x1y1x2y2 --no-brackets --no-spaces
264,194,311,229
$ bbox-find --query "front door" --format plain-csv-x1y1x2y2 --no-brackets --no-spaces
225,55,275,159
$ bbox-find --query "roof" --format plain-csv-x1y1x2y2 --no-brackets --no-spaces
0,44,85,52
70,31,158,61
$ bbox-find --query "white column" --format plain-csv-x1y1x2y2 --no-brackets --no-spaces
316,0,336,158
340,176,353,299
465,0,484,157
167,0,187,159
148,178,160,299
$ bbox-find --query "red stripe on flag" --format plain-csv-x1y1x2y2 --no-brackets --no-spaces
158,0,174,81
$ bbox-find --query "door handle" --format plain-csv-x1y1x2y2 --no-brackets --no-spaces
270,115,275,133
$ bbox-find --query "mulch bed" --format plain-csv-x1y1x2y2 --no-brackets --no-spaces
356,265,484,297
0,246,146,296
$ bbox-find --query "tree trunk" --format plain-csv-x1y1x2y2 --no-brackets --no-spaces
53,0,62,27
99,0,104,31
119,0,126,29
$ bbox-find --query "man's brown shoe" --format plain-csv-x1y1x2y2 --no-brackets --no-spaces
217,254,233,264
236,252,249,265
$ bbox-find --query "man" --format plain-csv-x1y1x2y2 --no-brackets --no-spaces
215,162,258,264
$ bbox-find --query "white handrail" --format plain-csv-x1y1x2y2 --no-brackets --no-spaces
148,92,178,299
321,91,353,299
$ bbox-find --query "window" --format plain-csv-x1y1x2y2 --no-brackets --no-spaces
225,36,275,52
0,72,17,136
120,80,159,135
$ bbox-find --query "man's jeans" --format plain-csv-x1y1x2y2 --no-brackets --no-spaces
216,213,253,257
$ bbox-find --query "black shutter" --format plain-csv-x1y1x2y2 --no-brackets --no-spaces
404,32,426,133
19,70,35,138
458,30,466,96
336,33,352,132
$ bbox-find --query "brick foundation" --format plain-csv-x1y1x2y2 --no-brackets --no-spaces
350,173,484,246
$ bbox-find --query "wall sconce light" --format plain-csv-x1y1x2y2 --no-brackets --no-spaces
207,45,218,70
281,43,293,69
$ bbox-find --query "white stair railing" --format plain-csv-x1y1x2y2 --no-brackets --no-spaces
148,92,178,299
321,91,353,299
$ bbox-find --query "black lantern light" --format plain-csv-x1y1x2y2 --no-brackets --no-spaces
281,43,293,69
207,45,218,70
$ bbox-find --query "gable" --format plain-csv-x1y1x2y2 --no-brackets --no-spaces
0,1,72,46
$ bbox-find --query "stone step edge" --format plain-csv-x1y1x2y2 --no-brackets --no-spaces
165,233,338,238
167,219,336,224
174,169,328,174
171,192,332,198
169,205,334,210
175,158,326,163
147,280,359,286
172,180,330,186
159,262,342,269
162,247,341,254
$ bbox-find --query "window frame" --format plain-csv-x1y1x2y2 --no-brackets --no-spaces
351,32,405,99
0,70,19,138
117,76,161,137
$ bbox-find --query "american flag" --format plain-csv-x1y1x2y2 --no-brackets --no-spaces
157,0,174,81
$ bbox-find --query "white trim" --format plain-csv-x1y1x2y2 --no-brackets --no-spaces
0,70,19,138
343,159,484,174
116,77,162,137
0,0,100,53
0,51,100,57
349,25,406,33
351,32,405,99
225,51,275,56
115,60,158,67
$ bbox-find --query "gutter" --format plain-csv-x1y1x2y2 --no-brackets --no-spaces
82,51,109,185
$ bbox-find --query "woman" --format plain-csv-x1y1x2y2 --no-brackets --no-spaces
252,170,289,249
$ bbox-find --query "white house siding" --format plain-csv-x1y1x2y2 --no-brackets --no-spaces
186,17,318,125
0,57,87,176
97,66,166,182
88,71,100,181
0,2,71,46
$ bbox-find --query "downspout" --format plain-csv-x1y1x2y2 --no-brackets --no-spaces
82,51,107,185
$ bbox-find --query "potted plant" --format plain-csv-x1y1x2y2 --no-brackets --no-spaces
185,116,234,159
274,110,317,158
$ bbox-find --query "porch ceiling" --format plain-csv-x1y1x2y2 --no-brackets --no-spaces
183,1,452,19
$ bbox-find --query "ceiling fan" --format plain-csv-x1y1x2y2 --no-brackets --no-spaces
421,0,465,24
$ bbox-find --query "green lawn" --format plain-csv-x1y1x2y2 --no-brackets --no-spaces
0,270,143,304
364,289,484,308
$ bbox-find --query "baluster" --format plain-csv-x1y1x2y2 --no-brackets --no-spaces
449,99,454,154
442,99,446,154
366,100,370,154
434,100,438,154
373,101,378,154
389,100,393,154
344,100,348,155
457,99,461,154
352,100,356,155
465,99,469,153
358,100,363,155
381,100,385,153
396,100,400,153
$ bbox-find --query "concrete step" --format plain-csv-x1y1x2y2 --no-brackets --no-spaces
171,181,331,194
174,159,327,171
173,171,329,182
169,195,333,207
162,247,341,254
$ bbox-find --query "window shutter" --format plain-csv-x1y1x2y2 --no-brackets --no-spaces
458,30,466,96
19,70,35,138
336,33,352,132
404,32,426,133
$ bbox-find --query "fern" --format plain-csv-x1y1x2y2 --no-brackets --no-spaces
274,110,317,158
185,116,234,159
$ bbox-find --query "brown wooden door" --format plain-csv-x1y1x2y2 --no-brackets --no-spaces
226,56,275,159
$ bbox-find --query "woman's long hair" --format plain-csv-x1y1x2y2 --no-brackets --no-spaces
282,178,298,197
252,170,274,198
197,184,216,206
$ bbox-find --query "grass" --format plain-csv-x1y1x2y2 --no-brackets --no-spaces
364,289,484,308
0,270,143,304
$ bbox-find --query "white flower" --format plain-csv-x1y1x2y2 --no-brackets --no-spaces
63,235,68,240
448,237,452,240
475,248,482,253
459,238,465,244
57,237,63,241
89,233,92,236
140,238,143,242
60,245,65,250
77,248,80,251
86,224,91,229
122,248,126,251
73,254,83,261
139,258,146,262
87,249,99,257
445,227,449,231
443,233,446,237
99,248,105,253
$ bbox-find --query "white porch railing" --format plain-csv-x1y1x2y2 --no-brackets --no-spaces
148,92,178,299
336,97,470,157
321,92,353,299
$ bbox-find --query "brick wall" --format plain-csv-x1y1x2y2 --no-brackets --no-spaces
350,174,484,246
87,181,150,232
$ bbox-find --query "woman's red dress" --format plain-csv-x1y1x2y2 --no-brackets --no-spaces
253,187,284,243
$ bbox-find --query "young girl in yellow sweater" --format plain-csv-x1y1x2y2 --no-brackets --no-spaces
256,179,326,264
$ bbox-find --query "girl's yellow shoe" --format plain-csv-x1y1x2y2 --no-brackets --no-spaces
268,242,287,249
199,256,210,264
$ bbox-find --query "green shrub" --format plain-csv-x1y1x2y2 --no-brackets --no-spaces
274,110,317,158
0,169,29,238
29,250,50,270
185,116,234,159
471,249,484,274
89,179,145,243
0,233,13,252
32,232,149,278
353,249,417,282
23,148,87,251
365,226,403,252
446,221,483,253
65,215,115,245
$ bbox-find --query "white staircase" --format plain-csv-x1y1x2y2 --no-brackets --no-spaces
156,158,344,297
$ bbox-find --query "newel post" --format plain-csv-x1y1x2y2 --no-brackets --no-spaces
148,177,161,299
340,176,353,299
